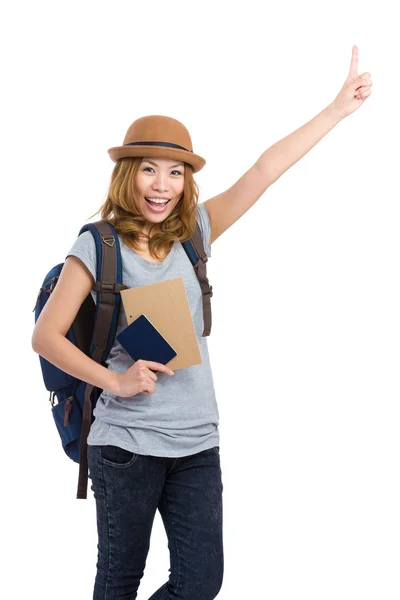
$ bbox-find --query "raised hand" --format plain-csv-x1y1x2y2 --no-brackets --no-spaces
332,45,373,119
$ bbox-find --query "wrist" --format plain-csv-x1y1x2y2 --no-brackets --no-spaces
106,371,121,396
326,101,345,125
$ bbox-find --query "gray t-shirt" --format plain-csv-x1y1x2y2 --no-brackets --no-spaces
66,202,219,457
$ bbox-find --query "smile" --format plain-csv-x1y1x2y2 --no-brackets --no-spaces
145,197,171,213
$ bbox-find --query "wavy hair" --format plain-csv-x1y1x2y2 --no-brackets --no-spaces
89,157,200,259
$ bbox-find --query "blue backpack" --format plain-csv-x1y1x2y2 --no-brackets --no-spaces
33,220,213,499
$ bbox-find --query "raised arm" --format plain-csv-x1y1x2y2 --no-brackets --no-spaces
205,45,372,244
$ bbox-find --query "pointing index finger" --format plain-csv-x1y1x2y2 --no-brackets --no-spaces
349,45,358,79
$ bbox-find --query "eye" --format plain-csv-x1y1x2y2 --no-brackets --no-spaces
143,167,182,176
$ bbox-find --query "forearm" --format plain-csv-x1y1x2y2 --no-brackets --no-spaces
256,103,343,186
32,333,120,395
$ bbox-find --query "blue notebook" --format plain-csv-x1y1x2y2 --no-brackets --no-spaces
117,314,177,365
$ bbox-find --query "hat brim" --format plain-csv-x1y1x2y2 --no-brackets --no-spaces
107,145,206,173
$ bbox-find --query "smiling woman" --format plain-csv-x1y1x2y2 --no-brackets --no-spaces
32,53,373,595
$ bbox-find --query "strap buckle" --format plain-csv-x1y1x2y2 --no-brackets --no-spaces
97,282,116,293
101,234,115,247
48,276,59,293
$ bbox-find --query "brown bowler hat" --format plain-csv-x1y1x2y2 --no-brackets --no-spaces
107,115,206,173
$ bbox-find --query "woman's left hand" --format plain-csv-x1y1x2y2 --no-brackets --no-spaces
331,45,373,120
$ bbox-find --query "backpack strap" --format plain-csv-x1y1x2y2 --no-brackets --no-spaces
76,220,127,499
181,223,213,336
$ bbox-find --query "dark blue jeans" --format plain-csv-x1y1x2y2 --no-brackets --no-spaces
88,444,224,600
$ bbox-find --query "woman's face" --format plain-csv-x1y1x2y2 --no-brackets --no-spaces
135,157,185,229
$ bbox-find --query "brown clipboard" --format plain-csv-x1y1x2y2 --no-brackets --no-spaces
120,277,202,370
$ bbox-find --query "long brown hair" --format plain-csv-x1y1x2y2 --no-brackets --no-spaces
89,157,200,259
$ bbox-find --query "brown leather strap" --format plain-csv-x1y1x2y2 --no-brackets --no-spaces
76,221,127,499
189,225,213,336
92,282,127,293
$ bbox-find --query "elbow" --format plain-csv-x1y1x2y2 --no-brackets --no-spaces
31,329,44,355
32,324,66,358
32,327,55,356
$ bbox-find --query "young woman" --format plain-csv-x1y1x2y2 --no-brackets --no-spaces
32,46,372,600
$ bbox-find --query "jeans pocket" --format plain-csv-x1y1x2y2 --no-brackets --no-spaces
213,446,220,457
101,445,138,468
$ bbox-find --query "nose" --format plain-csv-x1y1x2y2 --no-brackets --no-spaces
152,171,169,192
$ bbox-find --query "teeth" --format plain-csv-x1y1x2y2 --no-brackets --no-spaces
146,198,169,204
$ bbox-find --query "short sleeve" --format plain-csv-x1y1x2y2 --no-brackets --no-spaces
65,230,97,282
196,202,212,258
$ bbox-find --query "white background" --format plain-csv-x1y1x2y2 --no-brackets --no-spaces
2,1,399,598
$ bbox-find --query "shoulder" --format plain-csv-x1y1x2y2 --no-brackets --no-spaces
65,230,97,281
